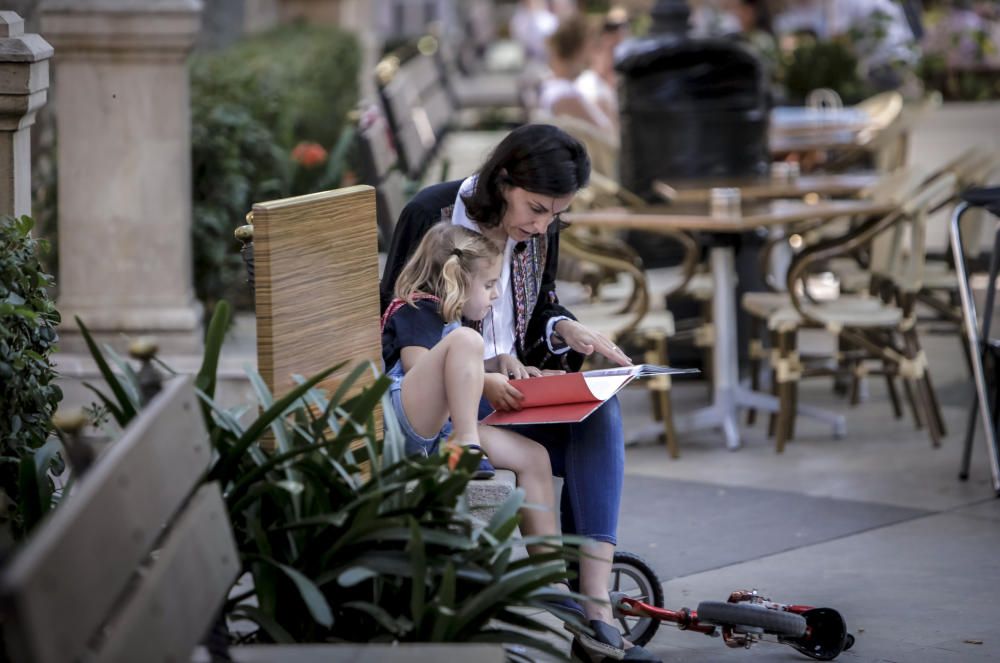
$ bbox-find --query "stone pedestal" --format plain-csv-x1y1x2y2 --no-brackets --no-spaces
0,11,52,219
41,0,204,354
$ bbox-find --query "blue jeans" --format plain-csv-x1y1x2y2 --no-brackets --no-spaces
478,395,624,544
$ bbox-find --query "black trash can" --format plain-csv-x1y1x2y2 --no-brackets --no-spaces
616,35,770,201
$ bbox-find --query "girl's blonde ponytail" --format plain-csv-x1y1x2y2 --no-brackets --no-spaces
394,223,502,322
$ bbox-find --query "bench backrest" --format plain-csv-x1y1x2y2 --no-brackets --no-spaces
251,186,382,402
0,376,239,663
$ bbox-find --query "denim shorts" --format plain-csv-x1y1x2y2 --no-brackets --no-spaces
389,386,451,457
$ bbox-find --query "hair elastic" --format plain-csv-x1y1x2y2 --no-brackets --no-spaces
451,248,463,258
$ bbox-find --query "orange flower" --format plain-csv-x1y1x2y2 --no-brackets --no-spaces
443,439,464,471
291,141,327,168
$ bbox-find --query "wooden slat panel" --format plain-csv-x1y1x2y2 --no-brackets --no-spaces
253,186,382,402
93,484,240,663
0,376,210,663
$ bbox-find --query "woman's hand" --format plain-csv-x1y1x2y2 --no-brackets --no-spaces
484,373,525,411
554,319,633,366
495,353,542,380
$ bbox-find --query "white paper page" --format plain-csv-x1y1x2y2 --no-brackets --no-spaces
582,373,633,401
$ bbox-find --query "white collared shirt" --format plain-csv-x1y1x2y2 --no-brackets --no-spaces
451,177,516,359
451,176,572,361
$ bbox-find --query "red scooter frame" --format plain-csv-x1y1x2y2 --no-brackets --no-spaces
611,588,856,660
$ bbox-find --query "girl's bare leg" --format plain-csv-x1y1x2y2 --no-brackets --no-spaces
399,327,484,442
477,425,558,555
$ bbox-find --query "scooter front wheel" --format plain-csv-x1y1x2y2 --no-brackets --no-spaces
696,601,807,637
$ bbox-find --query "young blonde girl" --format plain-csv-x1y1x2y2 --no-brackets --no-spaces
381,222,564,561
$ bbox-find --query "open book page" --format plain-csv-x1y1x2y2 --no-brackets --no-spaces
582,364,699,378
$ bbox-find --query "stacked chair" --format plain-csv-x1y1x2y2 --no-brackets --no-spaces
741,168,958,451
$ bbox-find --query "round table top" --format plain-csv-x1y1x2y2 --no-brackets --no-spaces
654,172,883,205
563,199,897,234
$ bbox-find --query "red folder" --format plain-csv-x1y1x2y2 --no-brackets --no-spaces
481,365,698,426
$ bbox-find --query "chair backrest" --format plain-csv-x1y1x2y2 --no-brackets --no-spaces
871,172,958,292
251,186,382,403
377,50,453,179
356,106,410,247
0,376,239,663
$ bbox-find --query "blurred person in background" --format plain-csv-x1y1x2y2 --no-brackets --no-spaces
510,0,559,63
576,6,629,129
539,13,618,133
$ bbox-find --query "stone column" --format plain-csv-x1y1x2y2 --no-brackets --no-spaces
41,0,204,354
0,11,52,219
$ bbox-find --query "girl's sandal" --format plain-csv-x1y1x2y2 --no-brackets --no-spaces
443,440,495,479
463,443,496,480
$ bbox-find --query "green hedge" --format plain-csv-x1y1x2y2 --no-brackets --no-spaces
0,215,62,540
190,24,361,311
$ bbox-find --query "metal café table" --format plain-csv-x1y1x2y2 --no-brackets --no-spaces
564,199,897,449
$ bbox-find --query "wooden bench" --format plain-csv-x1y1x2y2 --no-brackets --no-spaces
0,375,506,663
371,43,511,181
244,186,515,520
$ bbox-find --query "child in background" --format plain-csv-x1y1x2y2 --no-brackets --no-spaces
381,223,564,561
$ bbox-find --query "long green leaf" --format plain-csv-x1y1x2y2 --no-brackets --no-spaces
342,601,412,637
225,428,368,503
488,488,525,534
228,605,295,644
324,360,371,420
75,316,137,423
248,554,333,628
17,456,43,533
408,518,426,629
208,364,341,483
196,299,230,402
337,566,378,587
493,606,574,639
450,562,568,638
430,562,457,641
81,382,126,428
102,344,142,409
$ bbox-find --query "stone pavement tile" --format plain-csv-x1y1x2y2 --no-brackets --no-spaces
643,511,1000,662
950,498,1000,522
617,380,995,513
616,475,928,580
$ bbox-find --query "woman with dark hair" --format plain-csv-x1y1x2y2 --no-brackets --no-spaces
381,124,659,662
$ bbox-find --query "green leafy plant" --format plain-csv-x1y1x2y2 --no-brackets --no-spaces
0,215,64,540
78,302,585,658
783,37,874,104
189,24,362,313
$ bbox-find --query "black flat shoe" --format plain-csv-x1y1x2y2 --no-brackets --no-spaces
570,620,625,661
623,644,661,662
543,595,586,622
571,620,662,663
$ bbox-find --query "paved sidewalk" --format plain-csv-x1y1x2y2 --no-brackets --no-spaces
609,328,1000,662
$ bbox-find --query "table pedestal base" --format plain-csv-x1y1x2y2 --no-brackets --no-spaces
629,384,847,450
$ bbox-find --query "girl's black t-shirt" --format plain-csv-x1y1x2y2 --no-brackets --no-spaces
381,299,447,370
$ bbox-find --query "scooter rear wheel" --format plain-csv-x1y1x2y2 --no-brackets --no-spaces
609,551,663,647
